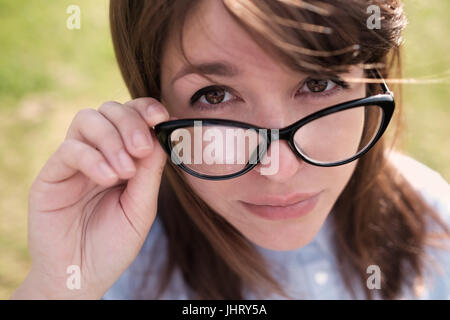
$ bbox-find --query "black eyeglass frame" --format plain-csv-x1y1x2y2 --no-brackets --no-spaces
153,69,395,180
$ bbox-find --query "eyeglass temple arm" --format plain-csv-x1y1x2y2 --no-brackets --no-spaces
372,69,394,97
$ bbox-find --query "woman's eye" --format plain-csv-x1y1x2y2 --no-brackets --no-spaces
302,78,337,93
201,87,231,104
189,85,235,108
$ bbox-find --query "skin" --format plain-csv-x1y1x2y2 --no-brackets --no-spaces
160,0,366,251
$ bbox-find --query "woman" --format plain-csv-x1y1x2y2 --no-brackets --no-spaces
12,0,449,300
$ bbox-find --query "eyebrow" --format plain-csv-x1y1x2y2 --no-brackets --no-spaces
171,61,241,86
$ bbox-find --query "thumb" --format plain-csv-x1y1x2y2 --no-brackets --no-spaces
119,103,170,230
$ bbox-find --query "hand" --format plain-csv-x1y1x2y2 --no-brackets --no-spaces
12,98,170,299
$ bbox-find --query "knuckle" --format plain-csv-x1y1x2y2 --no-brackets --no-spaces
100,102,137,127
67,109,98,139
60,138,82,155
132,97,158,106
98,100,120,113
126,97,160,111
75,108,97,120
70,109,98,131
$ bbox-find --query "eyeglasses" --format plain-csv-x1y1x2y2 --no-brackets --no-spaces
154,69,395,180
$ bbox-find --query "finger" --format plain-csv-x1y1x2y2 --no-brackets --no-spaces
36,139,119,187
98,100,155,159
65,108,137,180
124,97,170,129
118,101,170,230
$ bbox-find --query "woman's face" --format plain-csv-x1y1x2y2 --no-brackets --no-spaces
160,0,365,251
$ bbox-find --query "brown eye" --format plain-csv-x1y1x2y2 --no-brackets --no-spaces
305,79,329,92
190,85,235,110
204,88,226,104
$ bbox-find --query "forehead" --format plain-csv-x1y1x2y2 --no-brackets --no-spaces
161,0,291,80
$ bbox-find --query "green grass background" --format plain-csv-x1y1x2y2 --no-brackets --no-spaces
0,0,449,299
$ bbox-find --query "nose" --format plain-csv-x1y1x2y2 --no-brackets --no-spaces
254,139,305,181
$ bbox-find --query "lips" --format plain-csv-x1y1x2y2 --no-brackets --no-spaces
241,191,321,207
239,191,322,221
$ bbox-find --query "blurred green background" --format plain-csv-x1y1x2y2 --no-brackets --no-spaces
0,0,449,299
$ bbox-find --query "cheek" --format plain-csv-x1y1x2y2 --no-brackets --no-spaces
319,160,359,207
183,174,236,212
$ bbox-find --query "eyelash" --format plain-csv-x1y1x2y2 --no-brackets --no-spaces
189,78,350,111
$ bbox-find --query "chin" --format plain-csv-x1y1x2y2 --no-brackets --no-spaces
243,219,322,252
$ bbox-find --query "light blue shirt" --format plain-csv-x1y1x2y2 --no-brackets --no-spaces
102,153,450,299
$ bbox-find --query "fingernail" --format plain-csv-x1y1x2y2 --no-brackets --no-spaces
147,104,161,118
147,104,168,123
132,129,153,151
98,162,118,179
118,149,136,172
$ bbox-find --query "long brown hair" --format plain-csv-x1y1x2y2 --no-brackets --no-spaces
109,0,449,299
